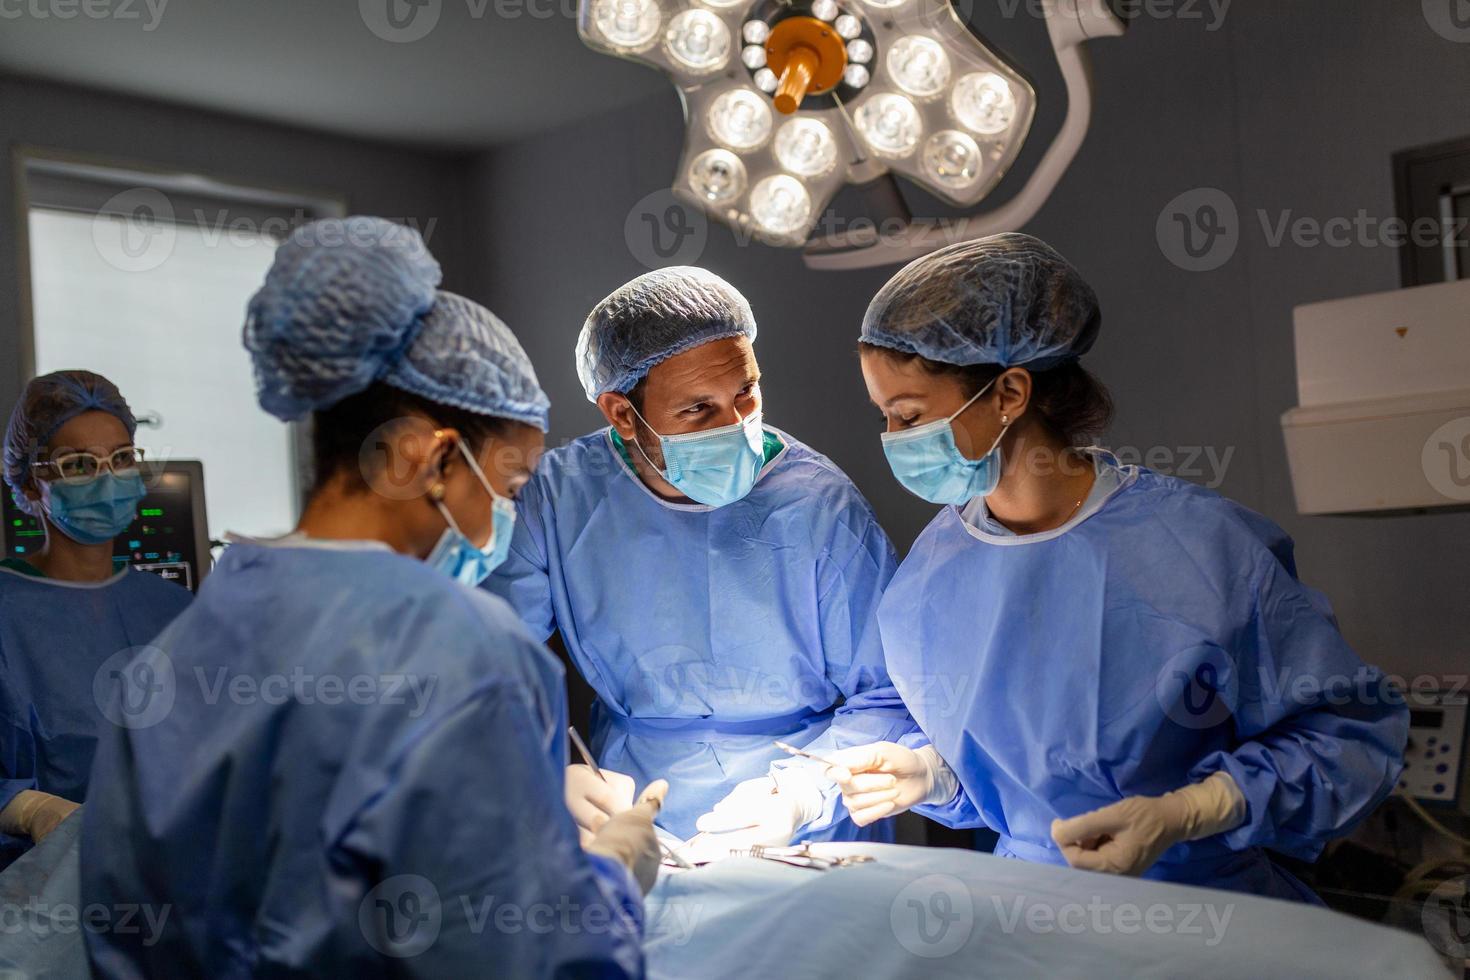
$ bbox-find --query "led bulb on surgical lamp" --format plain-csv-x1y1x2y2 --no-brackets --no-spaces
775,117,838,177
855,93,923,157
707,88,772,149
688,148,748,204
950,71,1016,135
593,0,660,49
922,130,982,189
750,175,812,237
666,9,731,72
887,35,950,97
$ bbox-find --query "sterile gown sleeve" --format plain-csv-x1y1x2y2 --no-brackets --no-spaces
776,515,920,831
484,476,556,642
1187,558,1408,860
336,679,645,978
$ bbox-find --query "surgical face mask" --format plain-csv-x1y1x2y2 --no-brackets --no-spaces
881,378,1010,506
426,437,516,587
40,470,147,545
627,403,765,508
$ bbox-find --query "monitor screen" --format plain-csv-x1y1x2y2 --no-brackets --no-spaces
2,460,211,591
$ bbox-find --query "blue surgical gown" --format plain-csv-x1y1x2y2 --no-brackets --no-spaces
886,456,1407,902
81,537,645,978
485,426,913,840
0,564,190,868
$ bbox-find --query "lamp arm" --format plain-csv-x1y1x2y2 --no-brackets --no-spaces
802,0,1124,271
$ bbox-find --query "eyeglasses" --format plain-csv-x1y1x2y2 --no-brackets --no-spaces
32,447,146,484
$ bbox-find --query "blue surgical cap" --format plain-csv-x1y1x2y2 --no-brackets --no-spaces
860,233,1100,370
575,266,757,401
244,216,549,431
4,370,137,516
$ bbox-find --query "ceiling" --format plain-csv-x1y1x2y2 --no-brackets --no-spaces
0,0,670,148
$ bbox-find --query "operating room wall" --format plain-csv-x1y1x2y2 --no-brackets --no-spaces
469,1,1470,680
0,72,477,423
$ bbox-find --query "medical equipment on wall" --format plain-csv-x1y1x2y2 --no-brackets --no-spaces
577,0,1124,268
1396,687,1470,816
1280,277,1470,514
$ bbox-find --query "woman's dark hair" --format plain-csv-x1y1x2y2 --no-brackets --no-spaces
308,382,509,495
861,343,1113,445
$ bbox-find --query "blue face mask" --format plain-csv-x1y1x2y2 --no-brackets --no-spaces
42,471,147,545
426,438,517,587
628,406,765,508
881,378,1010,506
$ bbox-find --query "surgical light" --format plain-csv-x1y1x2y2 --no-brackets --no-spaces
665,9,732,72
578,0,1125,260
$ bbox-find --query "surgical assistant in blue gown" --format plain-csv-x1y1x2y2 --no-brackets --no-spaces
486,426,915,840
888,451,1408,901
81,538,645,977
0,562,190,869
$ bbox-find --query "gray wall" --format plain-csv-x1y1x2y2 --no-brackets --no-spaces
0,73,477,418
468,1,1470,679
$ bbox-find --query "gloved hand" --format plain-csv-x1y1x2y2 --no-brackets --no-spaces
588,781,668,895
825,742,959,826
565,764,636,848
1050,771,1246,877
692,770,823,855
0,790,80,844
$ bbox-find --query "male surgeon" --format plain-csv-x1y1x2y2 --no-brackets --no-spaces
486,267,912,848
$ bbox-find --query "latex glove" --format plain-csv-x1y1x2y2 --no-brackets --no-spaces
565,764,636,848
1050,771,1246,877
692,771,823,854
825,742,958,826
588,780,668,895
0,790,80,844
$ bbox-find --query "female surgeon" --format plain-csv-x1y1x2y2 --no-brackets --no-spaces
81,217,664,977
826,234,1407,902
0,370,192,867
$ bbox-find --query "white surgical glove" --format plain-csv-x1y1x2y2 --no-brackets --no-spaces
825,742,958,826
691,770,824,856
588,780,668,895
0,790,80,844
1050,771,1246,877
565,764,636,848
